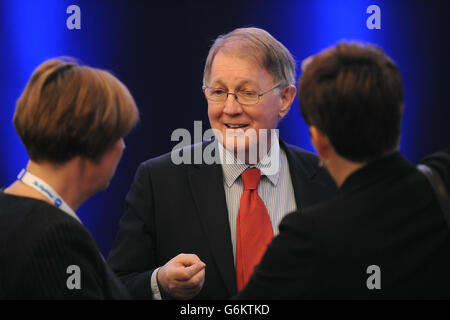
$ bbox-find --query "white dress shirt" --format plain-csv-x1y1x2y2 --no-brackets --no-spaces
150,134,297,299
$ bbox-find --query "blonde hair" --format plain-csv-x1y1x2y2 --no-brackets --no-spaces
14,57,139,164
203,27,296,87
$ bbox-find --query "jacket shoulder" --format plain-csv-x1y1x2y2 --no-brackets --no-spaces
420,148,450,190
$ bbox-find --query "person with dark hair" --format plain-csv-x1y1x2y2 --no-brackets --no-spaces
299,42,403,164
0,58,139,299
235,42,450,299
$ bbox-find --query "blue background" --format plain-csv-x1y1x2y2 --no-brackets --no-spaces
0,0,449,256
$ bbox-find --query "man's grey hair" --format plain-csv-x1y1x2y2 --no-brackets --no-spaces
203,27,296,87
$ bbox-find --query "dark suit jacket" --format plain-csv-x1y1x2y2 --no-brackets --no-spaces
107,139,337,299
235,150,450,299
0,191,130,299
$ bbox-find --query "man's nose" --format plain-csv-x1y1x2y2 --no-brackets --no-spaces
223,93,244,115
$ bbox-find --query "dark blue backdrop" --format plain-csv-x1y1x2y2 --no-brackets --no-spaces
1,0,449,256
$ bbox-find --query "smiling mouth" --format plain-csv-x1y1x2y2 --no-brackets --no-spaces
225,124,248,129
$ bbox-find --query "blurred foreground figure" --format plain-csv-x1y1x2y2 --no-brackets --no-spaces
235,42,450,299
0,58,139,299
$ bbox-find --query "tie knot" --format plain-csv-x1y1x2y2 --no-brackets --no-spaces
241,168,261,190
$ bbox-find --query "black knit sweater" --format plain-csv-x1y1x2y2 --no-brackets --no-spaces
0,190,130,299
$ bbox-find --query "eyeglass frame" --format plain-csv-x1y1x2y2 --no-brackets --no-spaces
202,83,284,105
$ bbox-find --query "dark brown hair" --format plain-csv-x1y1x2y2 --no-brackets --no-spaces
298,42,403,162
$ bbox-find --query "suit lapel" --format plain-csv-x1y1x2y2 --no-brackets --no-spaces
186,139,333,297
187,153,237,295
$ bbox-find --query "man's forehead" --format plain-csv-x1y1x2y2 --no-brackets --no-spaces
209,51,272,86
210,78,260,87
214,42,263,67
219,40,260,57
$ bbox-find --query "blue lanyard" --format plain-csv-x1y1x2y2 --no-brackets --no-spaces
17,169,81,224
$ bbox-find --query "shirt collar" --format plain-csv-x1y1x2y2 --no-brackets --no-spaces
218,132,281,188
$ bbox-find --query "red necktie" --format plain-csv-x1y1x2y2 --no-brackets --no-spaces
236,168,274,291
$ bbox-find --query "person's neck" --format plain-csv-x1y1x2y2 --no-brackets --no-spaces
325,154,367,188
226,131,275,165
5,159,88,211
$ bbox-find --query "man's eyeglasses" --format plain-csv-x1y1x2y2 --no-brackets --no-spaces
202,84,282,105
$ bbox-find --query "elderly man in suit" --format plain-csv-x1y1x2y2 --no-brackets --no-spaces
107,27,336,299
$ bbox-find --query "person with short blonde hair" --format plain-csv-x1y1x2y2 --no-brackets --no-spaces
0,58,139,299
14,58,138,164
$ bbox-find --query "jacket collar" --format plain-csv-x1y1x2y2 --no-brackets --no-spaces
340,151,415,193
186,137,336,295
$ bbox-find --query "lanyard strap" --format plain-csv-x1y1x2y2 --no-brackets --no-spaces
17,169,81,224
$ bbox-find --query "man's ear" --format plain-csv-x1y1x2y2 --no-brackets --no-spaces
309,125,332,160
278,85,296,119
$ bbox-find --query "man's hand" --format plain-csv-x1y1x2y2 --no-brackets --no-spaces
157,253,206,299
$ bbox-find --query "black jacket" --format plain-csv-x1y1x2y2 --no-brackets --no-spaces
235,150,450,299
108,139,337,299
